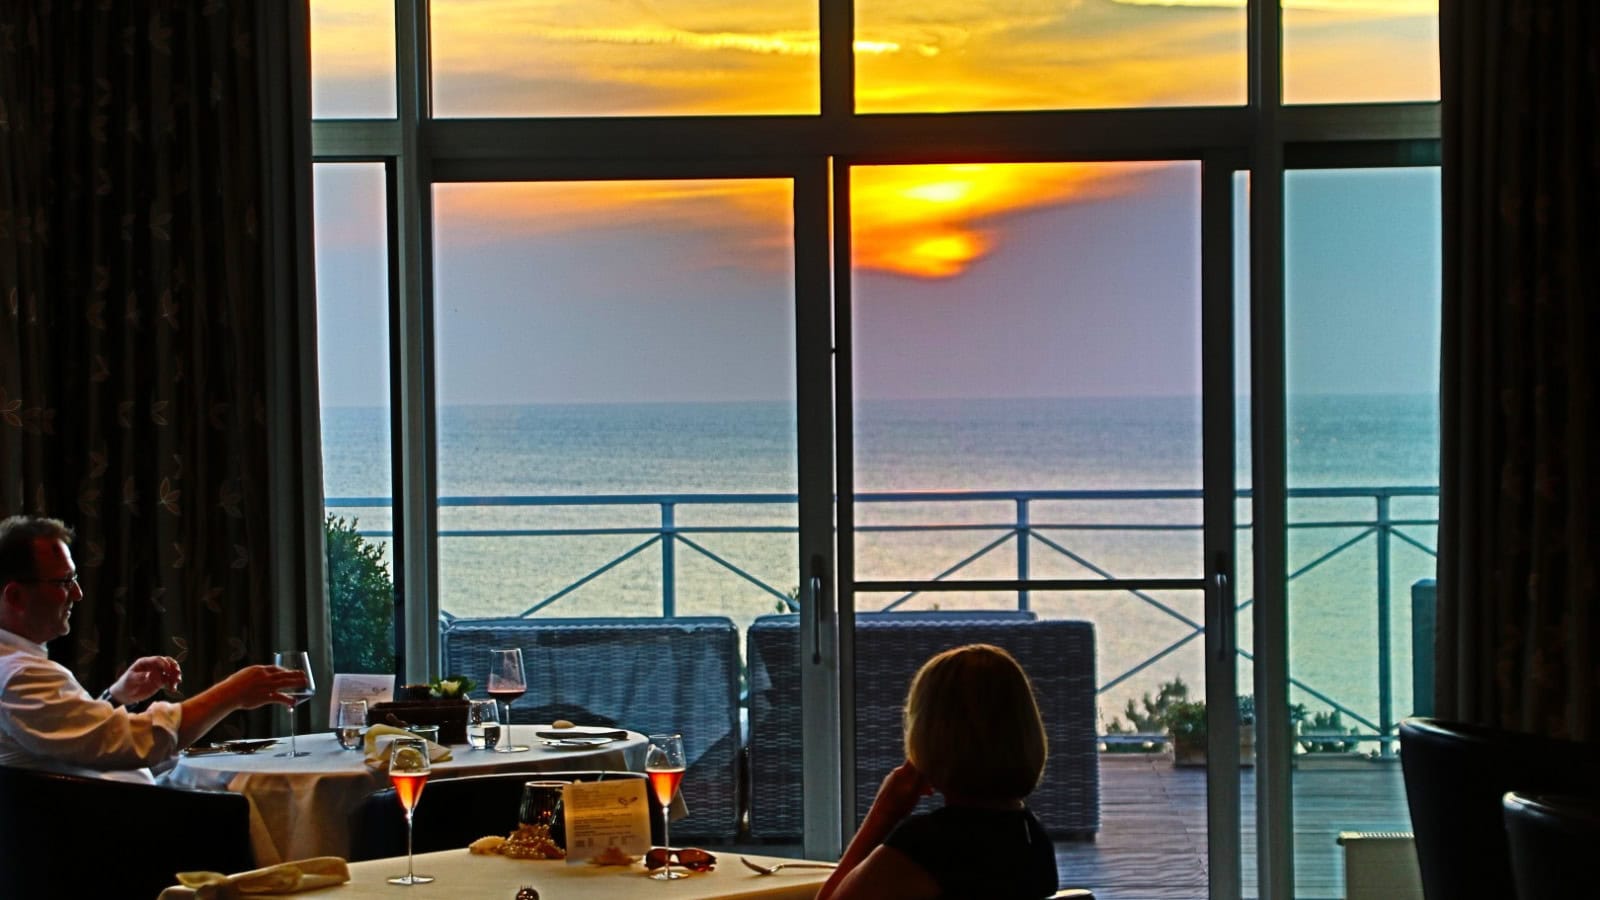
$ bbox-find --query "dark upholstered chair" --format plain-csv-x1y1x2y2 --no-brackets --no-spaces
441,615,742,840
0,764,253,900
1398,718,1600,900
747,611,1099,840
1502,792,1600,900
348,769,664,861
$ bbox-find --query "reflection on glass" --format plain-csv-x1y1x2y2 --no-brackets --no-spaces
1283,0,1440,104
314,163,395,676
430,0,818,117
310,0,397,117
855,1,1245,112
1282,167,1440,895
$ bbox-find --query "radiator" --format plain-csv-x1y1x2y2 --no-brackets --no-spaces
1337,831,1424,900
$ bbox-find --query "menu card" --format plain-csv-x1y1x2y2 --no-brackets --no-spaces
327,673,394,723
562,779,653,864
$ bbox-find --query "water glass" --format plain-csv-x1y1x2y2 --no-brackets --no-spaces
468,698,501,751
335,699,367,750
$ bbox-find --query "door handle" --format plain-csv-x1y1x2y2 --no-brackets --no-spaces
810,556,828,664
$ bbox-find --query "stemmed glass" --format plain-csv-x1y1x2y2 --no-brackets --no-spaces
645,733,688,881
486,648,530,753
272,651,316,758
386,737,435,885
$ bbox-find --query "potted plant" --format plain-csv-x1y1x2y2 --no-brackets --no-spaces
1165,699,1209,766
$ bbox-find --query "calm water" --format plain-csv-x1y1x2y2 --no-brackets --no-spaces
322,394,1439,734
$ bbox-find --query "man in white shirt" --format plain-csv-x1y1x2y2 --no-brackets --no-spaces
0,515,308,782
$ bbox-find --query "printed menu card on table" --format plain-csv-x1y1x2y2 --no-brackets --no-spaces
327,673,394,722
562,779,653,864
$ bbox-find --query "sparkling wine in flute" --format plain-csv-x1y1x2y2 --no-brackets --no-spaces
646,766,685,807
391,770,428,813
645,733,688,881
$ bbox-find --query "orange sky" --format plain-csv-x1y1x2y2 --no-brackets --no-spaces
312,1,1437,279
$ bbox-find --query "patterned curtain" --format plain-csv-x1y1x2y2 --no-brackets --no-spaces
1438,0,1599,739
0,1,324,739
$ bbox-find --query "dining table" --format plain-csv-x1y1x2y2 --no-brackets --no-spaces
164,726,648,865
290,848,829,899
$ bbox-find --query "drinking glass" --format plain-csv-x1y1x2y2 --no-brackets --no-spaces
386,737,435,885
335,699,367,751
486,648,530,752
645,733,687,880
272,651,316,758
467,698,501,751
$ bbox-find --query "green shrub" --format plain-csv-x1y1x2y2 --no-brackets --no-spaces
325,515,395,674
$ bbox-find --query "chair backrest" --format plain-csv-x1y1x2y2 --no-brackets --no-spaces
0,764,253,900
1502,792,1600,899
348,769,665,862
747,612,1099,841
440,615,742,840
1397,718,1600,900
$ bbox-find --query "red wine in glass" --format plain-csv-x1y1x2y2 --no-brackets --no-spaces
486,648,530,752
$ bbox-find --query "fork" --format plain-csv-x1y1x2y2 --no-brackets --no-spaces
740,856,838,875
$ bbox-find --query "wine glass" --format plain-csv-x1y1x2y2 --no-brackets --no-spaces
467,698,501,751
386,737,435,885
335,699,367,751
645,733,687,881
486,648,530,753
272,651,316,758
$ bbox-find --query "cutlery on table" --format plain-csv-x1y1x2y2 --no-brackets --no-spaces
740,856,838,875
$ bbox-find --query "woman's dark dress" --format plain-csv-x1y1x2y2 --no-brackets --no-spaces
884,805,1060,899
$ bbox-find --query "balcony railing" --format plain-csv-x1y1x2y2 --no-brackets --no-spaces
329,485,1438,753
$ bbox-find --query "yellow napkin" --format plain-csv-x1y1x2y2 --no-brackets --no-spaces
363,723,453,769
158,856,349,899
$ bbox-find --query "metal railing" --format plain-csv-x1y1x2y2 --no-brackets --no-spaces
329,485,1438,753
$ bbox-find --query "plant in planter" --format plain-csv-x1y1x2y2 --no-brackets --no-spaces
1297,709,1361,754
1103,677,1190,753
1164,699,1209,766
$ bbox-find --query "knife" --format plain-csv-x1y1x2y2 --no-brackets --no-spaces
535,729,629,741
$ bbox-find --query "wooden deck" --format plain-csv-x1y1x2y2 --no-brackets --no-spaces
729,753,1412,900
1057,754,1412,900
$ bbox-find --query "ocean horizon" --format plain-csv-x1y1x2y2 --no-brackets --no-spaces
322,393,1439,736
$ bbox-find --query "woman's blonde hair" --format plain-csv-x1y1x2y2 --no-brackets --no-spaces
902,643,1047,801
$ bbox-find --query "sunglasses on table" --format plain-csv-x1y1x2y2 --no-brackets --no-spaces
643,847,717,872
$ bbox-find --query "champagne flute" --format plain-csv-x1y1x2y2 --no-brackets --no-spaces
386,737,435,885
272,651,316,758
645,733,688,881
486,648,530,753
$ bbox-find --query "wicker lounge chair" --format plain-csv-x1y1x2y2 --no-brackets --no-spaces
441,615,743,840
746,611,1099,840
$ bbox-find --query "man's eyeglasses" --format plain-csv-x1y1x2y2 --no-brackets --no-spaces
644,848,717,872
23,573,79,590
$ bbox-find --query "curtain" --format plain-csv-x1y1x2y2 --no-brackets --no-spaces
0,1,325,739
1438,0,1599,739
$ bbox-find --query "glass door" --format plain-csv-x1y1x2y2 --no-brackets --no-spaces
835,158,1242,897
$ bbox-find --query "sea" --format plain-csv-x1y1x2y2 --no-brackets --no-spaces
321,393,1440,737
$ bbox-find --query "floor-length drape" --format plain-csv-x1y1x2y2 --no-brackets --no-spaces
1439,0,1598,739
0,1,325,739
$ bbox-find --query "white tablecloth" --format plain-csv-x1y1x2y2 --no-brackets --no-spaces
290,849,826,899
165,727,646,865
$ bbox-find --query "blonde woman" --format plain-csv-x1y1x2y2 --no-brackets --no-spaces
817,643,1059,900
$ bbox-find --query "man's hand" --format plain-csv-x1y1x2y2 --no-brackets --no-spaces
221,664,310,710
108,655,183,705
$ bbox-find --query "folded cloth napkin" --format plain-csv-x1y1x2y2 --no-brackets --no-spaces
363,723,452,769
157,856,350,899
